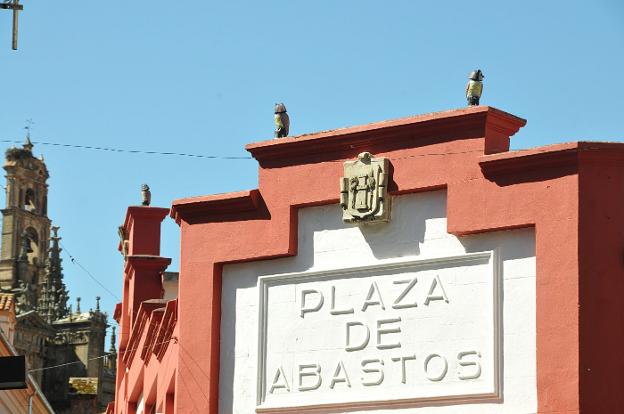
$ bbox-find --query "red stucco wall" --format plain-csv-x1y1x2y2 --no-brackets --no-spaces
114,106,624,414
114,207,178,414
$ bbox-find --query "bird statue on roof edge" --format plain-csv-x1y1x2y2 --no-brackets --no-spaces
141,184,151,206
466,69,484,106
274,103,290,138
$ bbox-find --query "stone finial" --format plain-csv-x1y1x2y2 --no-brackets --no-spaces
141,184,151,206
51,225,59,239
95,296,100,312
110,326,116,352
23,120,34,151
23,136,33,151
76,296,81,313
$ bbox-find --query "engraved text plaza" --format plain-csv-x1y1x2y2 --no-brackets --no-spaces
267,273,483,394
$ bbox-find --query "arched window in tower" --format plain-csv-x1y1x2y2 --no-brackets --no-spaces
24,188,37,213
24,227,39,264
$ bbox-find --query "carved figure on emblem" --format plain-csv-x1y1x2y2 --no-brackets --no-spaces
340,152,390,223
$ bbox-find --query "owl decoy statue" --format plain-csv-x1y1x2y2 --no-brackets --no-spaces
141,184,151,206
466,69,484,106
274,103,290,138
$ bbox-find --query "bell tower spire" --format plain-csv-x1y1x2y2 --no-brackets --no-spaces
0,126,51,312
23,120,33,151
105,326,117,370
37,225,68,321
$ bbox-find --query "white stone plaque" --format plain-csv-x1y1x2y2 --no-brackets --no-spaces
256,251,501,412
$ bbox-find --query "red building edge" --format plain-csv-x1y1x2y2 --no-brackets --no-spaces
112,206,178,414
113,105,624,413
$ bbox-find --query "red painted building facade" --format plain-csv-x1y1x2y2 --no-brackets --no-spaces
110,106,624,414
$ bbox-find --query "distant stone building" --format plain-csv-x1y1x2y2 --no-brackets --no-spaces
0,138,116,413
0,293,55,413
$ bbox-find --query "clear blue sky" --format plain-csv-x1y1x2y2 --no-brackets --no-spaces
1,1,623,343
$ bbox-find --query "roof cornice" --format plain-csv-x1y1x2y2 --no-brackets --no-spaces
479,141,624,178
245,106,526,167
171,189,264,225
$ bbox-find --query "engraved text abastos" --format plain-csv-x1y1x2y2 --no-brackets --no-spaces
257,253,499,411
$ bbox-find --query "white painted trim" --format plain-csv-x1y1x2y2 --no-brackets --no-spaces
255,250,502,413
136,392,145,414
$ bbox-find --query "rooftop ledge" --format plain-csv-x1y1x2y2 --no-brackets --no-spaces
171,116,624,226
245,106,526,165
171,107,527,224
480,141,624,176
171,190,262,225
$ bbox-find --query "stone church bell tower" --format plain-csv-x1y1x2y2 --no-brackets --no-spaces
0,137,115,411
0,136,51,310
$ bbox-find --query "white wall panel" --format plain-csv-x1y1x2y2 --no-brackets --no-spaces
219,191,536,414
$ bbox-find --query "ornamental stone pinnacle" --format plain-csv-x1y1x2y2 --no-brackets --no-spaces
340,152,390,223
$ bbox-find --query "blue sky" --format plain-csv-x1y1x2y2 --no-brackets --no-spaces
1,0,623,343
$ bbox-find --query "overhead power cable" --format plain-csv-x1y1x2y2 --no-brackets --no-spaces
0,139,252,160
28,352,114,373
28,336,178,373
60,240,121,302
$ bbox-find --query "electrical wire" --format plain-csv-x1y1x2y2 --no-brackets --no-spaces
0,139,252,160
28,336,178,373
59,240,121,302
28,352,114,373
0,136,486,166
0,134,616,165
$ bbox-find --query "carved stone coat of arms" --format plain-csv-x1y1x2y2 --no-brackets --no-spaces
340,152,390,223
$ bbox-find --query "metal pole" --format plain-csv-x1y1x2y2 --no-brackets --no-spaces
12,0,19,50
28,393,32,414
